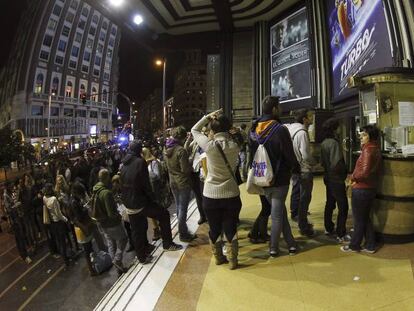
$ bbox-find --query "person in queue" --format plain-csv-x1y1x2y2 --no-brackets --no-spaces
192,109,241,270
341,125,382,254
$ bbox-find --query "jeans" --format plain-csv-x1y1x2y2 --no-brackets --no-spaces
265,186,296,252
349,189,377,251
290,172,313,231
11,221,28,260
203,196,242,243
171,187,192,236
191,172,206,220
101,224,127,265
50,221,69,263
324,181,349,237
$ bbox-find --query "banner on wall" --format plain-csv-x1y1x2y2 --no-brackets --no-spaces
327,0,393,99
270,7,311,103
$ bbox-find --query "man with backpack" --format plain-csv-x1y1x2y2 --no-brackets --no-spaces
288,108,317,237
92,169,128,276
249,96,300,257
120,140,182,265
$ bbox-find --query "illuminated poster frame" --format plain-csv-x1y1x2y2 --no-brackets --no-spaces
270,7,311,104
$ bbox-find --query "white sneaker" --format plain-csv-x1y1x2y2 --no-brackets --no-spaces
361,248,376,254
25,257,33,264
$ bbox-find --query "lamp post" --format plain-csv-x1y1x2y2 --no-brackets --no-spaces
47,91,55,151
155,58,166,132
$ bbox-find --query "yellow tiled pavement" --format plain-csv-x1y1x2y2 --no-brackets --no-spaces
196,177,414,311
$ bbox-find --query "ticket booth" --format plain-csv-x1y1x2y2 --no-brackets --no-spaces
349,68,414,243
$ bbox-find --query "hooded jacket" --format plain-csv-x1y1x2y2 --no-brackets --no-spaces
164,138,192,189
320,137,347,183
92,182,121,228
287,123,316,173
249,115,300,187
120,151,155,211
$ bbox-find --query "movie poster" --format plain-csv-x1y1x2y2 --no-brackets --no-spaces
270,7,311,103
327,0,393,98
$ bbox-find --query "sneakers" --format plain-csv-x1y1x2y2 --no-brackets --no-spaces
179,233,197,243
25,257,32,264
164,242,183,252
324,230,335,236
138,255,154,265
361,248,376,254
288,247,297,256
336,234,351,243
340,245,358,253
269,250,279,258
300,227,315,237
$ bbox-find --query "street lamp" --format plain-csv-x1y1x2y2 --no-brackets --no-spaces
47,90,56,150
109,0,124,7
133,15,143,25
155,58,166,131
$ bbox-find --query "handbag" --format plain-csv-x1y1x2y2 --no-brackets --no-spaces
215,141,243,186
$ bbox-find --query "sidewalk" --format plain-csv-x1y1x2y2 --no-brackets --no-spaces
154,176,414,311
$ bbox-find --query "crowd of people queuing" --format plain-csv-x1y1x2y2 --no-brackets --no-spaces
1,95,382,277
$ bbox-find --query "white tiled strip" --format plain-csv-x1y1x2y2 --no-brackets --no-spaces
94,200,199,311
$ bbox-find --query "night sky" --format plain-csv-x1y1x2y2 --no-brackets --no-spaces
0,0,185,115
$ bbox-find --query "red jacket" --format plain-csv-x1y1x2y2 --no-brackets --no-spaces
352,141,382,189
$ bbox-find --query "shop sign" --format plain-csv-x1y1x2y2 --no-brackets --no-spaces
327,0,393,99
270,7,311,103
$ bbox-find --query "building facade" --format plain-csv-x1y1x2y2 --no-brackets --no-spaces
172,50,207,130
137,88,162,133
0,0,120,148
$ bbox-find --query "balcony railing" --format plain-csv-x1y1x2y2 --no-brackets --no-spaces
31,93,113,109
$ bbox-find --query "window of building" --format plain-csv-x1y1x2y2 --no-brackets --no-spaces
79,84,86,96
111,27,116,35
39,50,49,60
58,40,66,52
74,32,82,43
43,34,53,47
76,110,86,117
103,72,110,80
99,32,105,41
34,73,43,94
47,19,58,31
81,7,89,17
83,51,91,62
69,60,77,69
93,69,100,76
51,77,59,95
107,49,112,59
108,37,114,47
66,12,75,23
97,43,103,53
102,21,108,30
86,38,93,49
89,26,96,36
71,46,79,57
89,110,98,118
51,107,59,117
101,112,108,119
78,20,86,30
94,56,101,66
52,5,62,17
62,25,71,37
55,55,64,64
64,108,74,117
102,89,107,102
81,65,89,73
92,15,99,24
91,87,97,101
31,105,43,116
66,81,73,97
70,0,78,10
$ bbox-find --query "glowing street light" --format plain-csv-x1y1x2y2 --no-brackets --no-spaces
155,58,167,131
133,14,143,25
109,0,124,7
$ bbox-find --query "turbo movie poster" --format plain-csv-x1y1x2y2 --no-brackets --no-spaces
327,0,393,98
270,7,311,103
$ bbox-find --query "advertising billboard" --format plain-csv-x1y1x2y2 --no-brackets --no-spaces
270,7,311,103
327,0,393,99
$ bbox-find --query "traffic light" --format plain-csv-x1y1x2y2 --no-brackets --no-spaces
80,93,87,104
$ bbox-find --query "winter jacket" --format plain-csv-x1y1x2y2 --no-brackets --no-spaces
351,141,382,189
320,138,347,184
91,182,121,228
69,196,95,237
43,196,67,223
192,116,240,199
249,115,300,188
287,123,316,173
120,152,155,211
164,139,192,190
